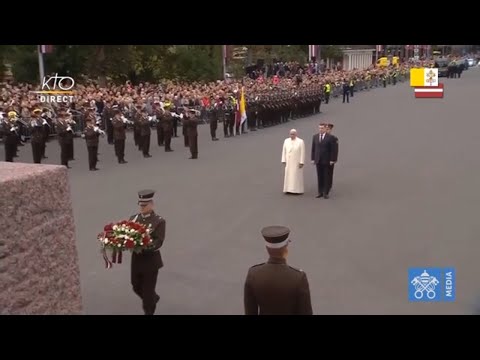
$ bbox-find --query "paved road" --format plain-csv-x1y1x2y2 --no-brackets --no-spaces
4,70,480,314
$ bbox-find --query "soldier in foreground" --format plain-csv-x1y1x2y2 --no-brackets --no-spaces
244,226,313,315
130,190,166,315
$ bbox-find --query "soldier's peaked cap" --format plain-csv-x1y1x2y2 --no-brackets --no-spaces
138,189,155,203
261,225,291,249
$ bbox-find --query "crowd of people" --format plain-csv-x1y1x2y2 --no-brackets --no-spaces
2,55,462,315
1,59,421,169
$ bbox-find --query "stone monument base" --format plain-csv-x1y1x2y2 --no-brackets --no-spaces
0,162,83,315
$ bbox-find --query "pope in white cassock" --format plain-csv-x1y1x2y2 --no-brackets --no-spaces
281,129,305,194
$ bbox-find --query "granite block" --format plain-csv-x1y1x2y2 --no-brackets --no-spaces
0,162,83,314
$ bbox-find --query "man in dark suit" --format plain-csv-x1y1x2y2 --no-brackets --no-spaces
326,123,339,194
244,225,313,315
311,123,338,199
129,190,166,315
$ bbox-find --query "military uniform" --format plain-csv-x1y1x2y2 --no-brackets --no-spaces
139,110,152,157
133,105,142,150
112,111,127,164
130,190,166,315
160,108,174,151
29,115,45,164
155,107,165,147
1,112,19,162
244,226,313,315
56,110,74,168
103,102,114,144
183,112,198,159
83,122,101,171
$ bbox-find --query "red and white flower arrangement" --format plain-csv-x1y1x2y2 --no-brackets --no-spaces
97,220,153,268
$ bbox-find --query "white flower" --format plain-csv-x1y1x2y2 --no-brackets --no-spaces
117,244,121,248
104,239,109,244
113,225,118,231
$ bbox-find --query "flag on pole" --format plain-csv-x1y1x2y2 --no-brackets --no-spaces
239,87,247,131
308,45,317,60
40,45,54,54
414,83,444,98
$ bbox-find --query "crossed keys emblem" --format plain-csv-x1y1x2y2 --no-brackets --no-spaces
426,69,437,86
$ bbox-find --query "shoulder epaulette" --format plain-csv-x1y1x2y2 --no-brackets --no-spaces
288,265,304,273
251,262,265,269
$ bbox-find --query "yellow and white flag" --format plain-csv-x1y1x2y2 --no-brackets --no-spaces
410,68,439,87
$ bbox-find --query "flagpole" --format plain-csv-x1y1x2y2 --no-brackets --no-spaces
221,45,226,80
37,45,45,84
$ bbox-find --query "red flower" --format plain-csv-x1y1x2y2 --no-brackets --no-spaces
104,223,113,232
126,240,135,249
142,237,150,245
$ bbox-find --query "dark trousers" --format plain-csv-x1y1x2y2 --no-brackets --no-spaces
157,126,164,146
141,135,150,156
327,164,335,192
325,92,330,104
172,118,178,136
41,140,46,158
316,163,330,195
4,143,15,162
184,135,189,147
343,91,349,103
88,145,98,169
60,143,70,167
164,132,172,151
131,267,159,315
31,142,42,164
228,118,234,136
188,135,198,158
134,127,140,148
210,122,217,139
107,122,114,144
223,119,229,136
349,86,354,97
68,142,74,160
114,139,125,162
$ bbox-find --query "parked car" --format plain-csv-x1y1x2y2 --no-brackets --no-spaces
467,58,477,67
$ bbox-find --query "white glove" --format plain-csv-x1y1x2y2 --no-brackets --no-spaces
67,126,72,132
179,113,184,119
10,127,16,132
42,119,48,125
94,126,99,131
